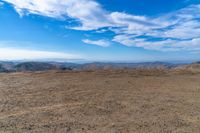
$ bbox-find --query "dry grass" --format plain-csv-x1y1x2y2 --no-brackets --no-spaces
0,70,200,133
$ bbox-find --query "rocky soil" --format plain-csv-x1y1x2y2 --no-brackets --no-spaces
0,70,200,133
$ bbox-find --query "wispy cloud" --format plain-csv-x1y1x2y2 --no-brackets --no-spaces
0,48,81,60
2,0,200,51
0,1,4,6
2,0,112,29
113,35,200,51
82,39,110,47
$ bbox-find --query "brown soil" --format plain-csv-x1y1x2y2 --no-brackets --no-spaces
0,70,200,133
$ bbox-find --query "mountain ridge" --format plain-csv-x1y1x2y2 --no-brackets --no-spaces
0,61,195,73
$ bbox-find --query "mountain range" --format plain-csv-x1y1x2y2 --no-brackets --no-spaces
0,61,199,73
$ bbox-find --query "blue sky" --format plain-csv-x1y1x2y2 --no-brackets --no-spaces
0,0,200,62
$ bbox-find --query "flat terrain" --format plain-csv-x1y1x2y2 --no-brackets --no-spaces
0,70,200,133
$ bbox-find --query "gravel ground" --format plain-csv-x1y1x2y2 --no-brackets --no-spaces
0,70,200,133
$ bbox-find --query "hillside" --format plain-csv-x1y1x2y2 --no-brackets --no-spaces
172,62,200,74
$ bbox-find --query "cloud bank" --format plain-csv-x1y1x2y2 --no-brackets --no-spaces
2,0,200,51
0,48,81,60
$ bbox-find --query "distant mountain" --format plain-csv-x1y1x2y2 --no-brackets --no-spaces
0,61,193,73
0,64,7,72
78,62,177,70
14,62,58,72
172,62,200,73
48,62,79,70
0,62,15,72
0,62,78,72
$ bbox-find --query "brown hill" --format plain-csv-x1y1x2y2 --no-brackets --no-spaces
171,62,200,74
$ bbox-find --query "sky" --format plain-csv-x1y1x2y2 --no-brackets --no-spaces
0,0,200,62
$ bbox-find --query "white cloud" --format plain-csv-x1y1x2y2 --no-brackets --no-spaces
111,5,200,51
160,21,200,40
2,0,200,51
83,39,110,47
2,0,112,29
0,48,81,60
2,0,68,18
113,35,200,51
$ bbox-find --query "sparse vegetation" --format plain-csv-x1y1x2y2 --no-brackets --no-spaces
0,69,200,132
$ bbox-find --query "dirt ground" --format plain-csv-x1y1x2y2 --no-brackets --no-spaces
0,70,200,133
